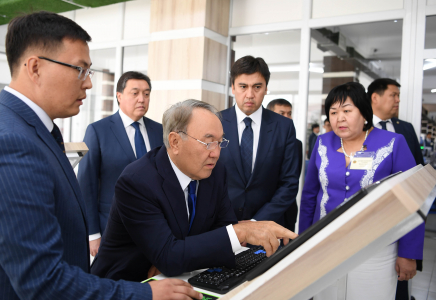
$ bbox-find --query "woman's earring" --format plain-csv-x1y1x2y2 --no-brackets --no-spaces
364,120,368,125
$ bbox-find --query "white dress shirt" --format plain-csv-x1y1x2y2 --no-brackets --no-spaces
373,115,395,133
168,153,242,253
4,86,53,132
89,110,152,241
118,108,151,158
235,104,263,171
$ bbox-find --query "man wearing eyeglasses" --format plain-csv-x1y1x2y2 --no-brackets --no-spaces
0,11,203,300
91,100,297,282
77,71,163,257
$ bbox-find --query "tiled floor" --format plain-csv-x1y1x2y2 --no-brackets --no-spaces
411,214,436,300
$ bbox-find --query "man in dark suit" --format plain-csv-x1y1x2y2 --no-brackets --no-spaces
78,71,163,256
0,11,202,300
307,123,319,160
368,78,424,300
91,100,297,281
266,98,302,231
219,56,299,225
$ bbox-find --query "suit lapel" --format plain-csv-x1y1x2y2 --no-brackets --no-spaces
144,117,157,149
110,111,136,162
250,108,277,186
223,107,246,184
391,118,404,134
156,147,190,237
0,91,88,228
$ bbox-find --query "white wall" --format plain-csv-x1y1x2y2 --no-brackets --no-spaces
231,0,303,27
312,0,403,19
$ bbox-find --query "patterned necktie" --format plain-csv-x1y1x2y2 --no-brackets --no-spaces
240,117,253,183
379,121,388,131
131,122,147,159
51,123,65,153
188,180,197,232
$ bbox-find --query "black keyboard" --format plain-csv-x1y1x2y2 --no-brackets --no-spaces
188,246,268,294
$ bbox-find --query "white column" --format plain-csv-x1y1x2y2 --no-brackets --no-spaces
113,2,126,113
399,0,426,136
294,0,313,233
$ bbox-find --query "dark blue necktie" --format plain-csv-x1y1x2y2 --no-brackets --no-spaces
131,122,147,159
188,180,197,231
51,123,65,153
379,121,388,131
240,117,253,183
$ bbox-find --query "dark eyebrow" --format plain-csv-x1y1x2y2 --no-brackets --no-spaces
204,133,224,139
78,60,91,68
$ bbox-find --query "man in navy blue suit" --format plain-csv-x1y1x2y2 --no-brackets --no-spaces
368,78,424,166
0,11,202,300
91,100,297,282
219,56,299,225
266,98,302,232
78,71,163,256
368,78,424,300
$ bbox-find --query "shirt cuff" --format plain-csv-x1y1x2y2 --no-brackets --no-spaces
226,225,242,253
89,233,101,241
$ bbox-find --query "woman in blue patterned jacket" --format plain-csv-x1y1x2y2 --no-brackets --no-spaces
299,82,424,300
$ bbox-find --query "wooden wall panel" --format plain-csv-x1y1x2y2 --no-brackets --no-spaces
150,0,207,33
203,38,227,85
148,37,205,81
201,90,226,111
205,0,230,36
148,89,203,123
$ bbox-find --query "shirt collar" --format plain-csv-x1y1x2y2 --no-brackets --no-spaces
119,108,145,129
4,86,53,132
167,153,194,191
373,114,391,125
235,104,263,126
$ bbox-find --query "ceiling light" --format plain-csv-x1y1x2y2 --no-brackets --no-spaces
394,20,398,23
424,59,436,71
265,33,269,35
431,89,436,93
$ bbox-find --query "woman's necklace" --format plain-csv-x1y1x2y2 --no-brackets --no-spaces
341,130,368,158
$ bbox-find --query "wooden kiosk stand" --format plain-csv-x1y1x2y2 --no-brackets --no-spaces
220,165,436,300
64,142,88,168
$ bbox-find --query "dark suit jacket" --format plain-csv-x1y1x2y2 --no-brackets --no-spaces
392,117,424,165
91,146,238,281
307,132,317,160
219,106,299,224
77,111,163,235
284,139,303,231
0,90,150,299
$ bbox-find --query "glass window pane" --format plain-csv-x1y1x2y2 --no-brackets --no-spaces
231,30,301,113
123,44,148,74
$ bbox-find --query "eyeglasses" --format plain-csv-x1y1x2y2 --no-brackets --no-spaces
38,56,94,81
178,131,229,150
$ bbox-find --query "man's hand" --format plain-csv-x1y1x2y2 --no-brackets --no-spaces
149,279,203,300
148,265,161,279
233,221,298,257
89,238,101,257
395,256,417,281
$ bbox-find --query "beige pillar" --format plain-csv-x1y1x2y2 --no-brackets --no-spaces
147,0,230,122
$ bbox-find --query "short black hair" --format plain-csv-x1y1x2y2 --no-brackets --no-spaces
230,55,270,86
266,98,292,111
116,71,152,105
6,11,91,77
312,123,320,130
367,78,401,100
325,82,373,131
